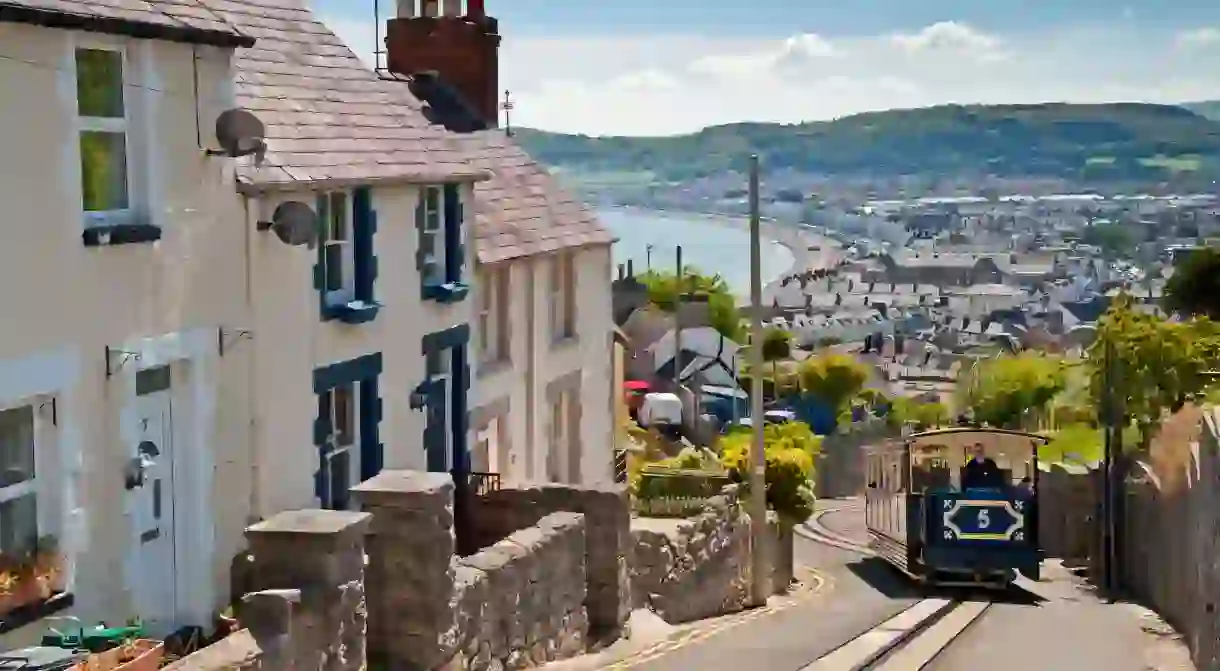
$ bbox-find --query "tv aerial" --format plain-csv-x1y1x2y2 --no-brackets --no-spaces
208,108,267,158
257,201,320,247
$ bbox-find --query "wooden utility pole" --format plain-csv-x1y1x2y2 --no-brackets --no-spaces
673,245,683,388
747,155,769,606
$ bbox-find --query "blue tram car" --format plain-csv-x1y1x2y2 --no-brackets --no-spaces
864,427,1048,589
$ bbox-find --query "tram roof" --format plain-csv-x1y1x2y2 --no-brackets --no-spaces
905,427,1052,444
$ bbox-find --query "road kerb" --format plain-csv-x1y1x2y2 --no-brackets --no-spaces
597,568,830,670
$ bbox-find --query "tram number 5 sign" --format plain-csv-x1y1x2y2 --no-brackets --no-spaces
942,499,1024,541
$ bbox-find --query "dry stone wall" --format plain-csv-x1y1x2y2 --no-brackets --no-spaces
629,485,754,624
452,512,589,670
471,483,633,640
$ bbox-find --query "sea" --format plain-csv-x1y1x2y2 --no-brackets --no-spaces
599,209,795,296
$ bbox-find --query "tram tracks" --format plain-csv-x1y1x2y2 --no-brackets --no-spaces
796,502,992,670
799,597,992,671
796,504,875,556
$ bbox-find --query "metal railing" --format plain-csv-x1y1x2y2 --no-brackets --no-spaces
614,449,628,483
470,471,502,496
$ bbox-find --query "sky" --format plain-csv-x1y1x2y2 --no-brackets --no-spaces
312,0,1220,137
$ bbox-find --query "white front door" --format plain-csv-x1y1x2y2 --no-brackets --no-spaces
130,366,177,633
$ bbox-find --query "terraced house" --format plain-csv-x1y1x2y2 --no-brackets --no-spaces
0,0,612,644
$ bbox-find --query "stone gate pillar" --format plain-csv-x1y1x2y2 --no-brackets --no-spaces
353,470,458,670
244,509,371,671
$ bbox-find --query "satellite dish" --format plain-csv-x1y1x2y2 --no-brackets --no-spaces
213,108,267,158
257,201,319,247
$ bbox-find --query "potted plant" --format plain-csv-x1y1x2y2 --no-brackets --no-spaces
33,535,65,594
0,569,17,614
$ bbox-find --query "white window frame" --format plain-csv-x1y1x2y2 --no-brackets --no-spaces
73,39,136,229
321,382,360,510
0,398,59,576
320,191,356,307
421,186,447,286
478,265,509,365
550,253,576,342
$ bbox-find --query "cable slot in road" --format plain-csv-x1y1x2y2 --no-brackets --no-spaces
798,597,991,671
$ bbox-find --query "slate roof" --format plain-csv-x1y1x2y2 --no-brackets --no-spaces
456,130,614,263
0,0,252,46
202,0,487,189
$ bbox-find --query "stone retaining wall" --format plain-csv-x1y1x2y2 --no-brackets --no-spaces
452,512,589,669
629,485,754,624
471,483,633,640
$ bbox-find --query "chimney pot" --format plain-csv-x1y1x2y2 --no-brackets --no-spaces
468,0,485,16
396,0,417,17
442,0,460,16
422,0,439,17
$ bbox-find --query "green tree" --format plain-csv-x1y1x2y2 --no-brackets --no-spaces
761,327,792,382
637,268,743,341
959,353,1067,429
1163,247,1220,320
719,421,821,523
1089,294,1220,451
797,353,870,420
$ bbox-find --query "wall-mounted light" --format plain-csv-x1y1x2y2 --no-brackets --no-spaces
218,327,254,357
105,346,141,378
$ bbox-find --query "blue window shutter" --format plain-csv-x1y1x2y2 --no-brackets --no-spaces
416,190,438,298
450,345,470,475
442,184,463,284
359,376,383,481
352,187,377,304
424,378,448,472
314,392,332,505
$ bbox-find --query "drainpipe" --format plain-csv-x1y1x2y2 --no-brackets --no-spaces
525,260,538,479
243,196,261,521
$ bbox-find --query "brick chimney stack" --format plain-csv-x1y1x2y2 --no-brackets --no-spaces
386,0,501,127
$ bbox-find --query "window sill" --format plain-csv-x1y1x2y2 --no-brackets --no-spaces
551,335,580,350
82,223,162,247
478,358,512,378
424,282,470,304
322,300,382,324
0,591,74,636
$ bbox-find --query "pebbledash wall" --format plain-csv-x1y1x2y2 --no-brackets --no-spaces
165,473,794,671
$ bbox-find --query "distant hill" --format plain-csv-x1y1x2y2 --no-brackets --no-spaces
1182,100,1220,121
514,103,1220,186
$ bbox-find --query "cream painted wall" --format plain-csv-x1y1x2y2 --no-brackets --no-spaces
0,21,476,640
474,245,615,486
246,184,475,519
0,23,247,641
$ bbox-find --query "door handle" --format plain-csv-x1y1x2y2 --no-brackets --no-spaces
153,479,162,520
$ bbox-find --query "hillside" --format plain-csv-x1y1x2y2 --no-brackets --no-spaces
1182,100,1220,121
515,103,1220,186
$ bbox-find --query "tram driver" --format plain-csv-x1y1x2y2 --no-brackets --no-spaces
961,442,1004,490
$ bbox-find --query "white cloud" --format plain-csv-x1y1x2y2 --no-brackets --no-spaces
316,14,1220,136
888,21,1001,53
1175,27,1220,49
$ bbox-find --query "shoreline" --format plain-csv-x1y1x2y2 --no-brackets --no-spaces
607,205,837,300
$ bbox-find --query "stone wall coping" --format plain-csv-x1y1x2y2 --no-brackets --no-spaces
352,469,454,506
162,629,262,670
485,482,627,496
246,509,372,546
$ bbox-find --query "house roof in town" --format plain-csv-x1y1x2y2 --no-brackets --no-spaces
455,131,614,263
0,0,252,47
198,0,487,189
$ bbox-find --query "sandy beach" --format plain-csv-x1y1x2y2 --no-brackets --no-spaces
611,206,838,303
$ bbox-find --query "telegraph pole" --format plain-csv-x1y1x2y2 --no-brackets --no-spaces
747,155,769,606
674,245,683,388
